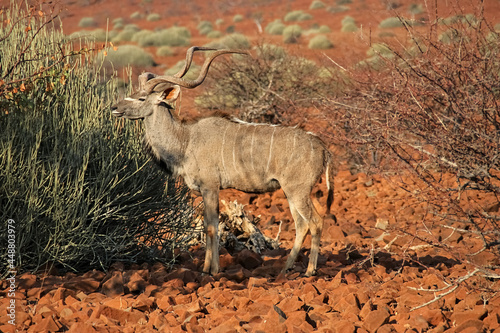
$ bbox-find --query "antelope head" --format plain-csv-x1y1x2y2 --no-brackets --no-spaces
111,47,248,120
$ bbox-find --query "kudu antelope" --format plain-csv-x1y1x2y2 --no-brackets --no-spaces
111,46,335,277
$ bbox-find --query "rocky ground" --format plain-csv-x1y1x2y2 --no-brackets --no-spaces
1,171,499,332
2,0,500,331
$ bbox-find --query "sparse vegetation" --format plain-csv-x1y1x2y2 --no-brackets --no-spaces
78,16,97,28
328,5,500,303
283,24,302,43
130,11,142,19
265,19,286,35
1,3,197,274
206,33,251,49
341,16,358,32
133,27,191,47
379,16,405,28
156,45,174,57
308,34,333,49
310,0,326,10
197,20,214,35
197,44,340,124
99,44,155,67
233,14,244,23
284,10,313,22
207,30,223,39
408,3,424,15
146,13,161,22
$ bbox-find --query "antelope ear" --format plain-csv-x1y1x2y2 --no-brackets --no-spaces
161,85,181,103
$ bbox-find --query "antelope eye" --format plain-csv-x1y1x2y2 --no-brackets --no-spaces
138,97,146,101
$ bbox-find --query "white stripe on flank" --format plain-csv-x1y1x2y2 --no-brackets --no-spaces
250,125,257,171
287,132,297,166
233,125,241,176
124,97,137,102
221,125,229,177
266,127,276,174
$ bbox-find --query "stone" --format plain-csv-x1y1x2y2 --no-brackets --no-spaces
237,249,263,270
126,271,147,294
363,308,390,333
101,271,124,297
63,277,100,293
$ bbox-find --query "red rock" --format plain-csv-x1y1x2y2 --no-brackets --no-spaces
451,307,487,327
131,294,154,312
363,308,390,333
407,313,429,332
325,225,346,241
276,295,305,313
237,249,263,270
165,268,198,285
99,305,147,325
67,322,99,333
455,320,484,333
332,294,360,314
30,315,63,332
17,273,38,290
165,312,179,327
285,311,315,332
359,301,373,320
63,277,100,293
377,324,398,333
333,320,356,333
126,271,147,293
101,271,124,297
419,309,445,327
252,308,287,333
157,295,175,312
103,297,131,310
222,267,252,283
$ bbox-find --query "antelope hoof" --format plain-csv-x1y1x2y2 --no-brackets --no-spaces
304,269,317,277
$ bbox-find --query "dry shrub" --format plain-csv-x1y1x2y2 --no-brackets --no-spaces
196,44,344,124
327,1,500,299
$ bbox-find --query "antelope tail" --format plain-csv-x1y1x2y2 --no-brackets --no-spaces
325,154,336,217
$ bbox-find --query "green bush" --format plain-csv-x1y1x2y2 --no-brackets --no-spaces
78,17,97,28
379,17,404,28
68,29,112,43
147,13,161,22
233,14,244,23
130,11,142,20
341,16,355,25
284,10,313,22
341,22,358,32
255,44,287,61
112,29,136,43
308,35,333,49
112,18,124,30
99,44,155,67
197,21,213,35
156,45,174,57
165,60,201,81
206,33,251,49
265,20,286,35
153,27,191,47
131,29,154,44
379,16,420,29
408,3,424,15
206,30,223,39
124,24,141,32
318,25,331,33
310,0,326,10
283,24,302,43
0,4,197,274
